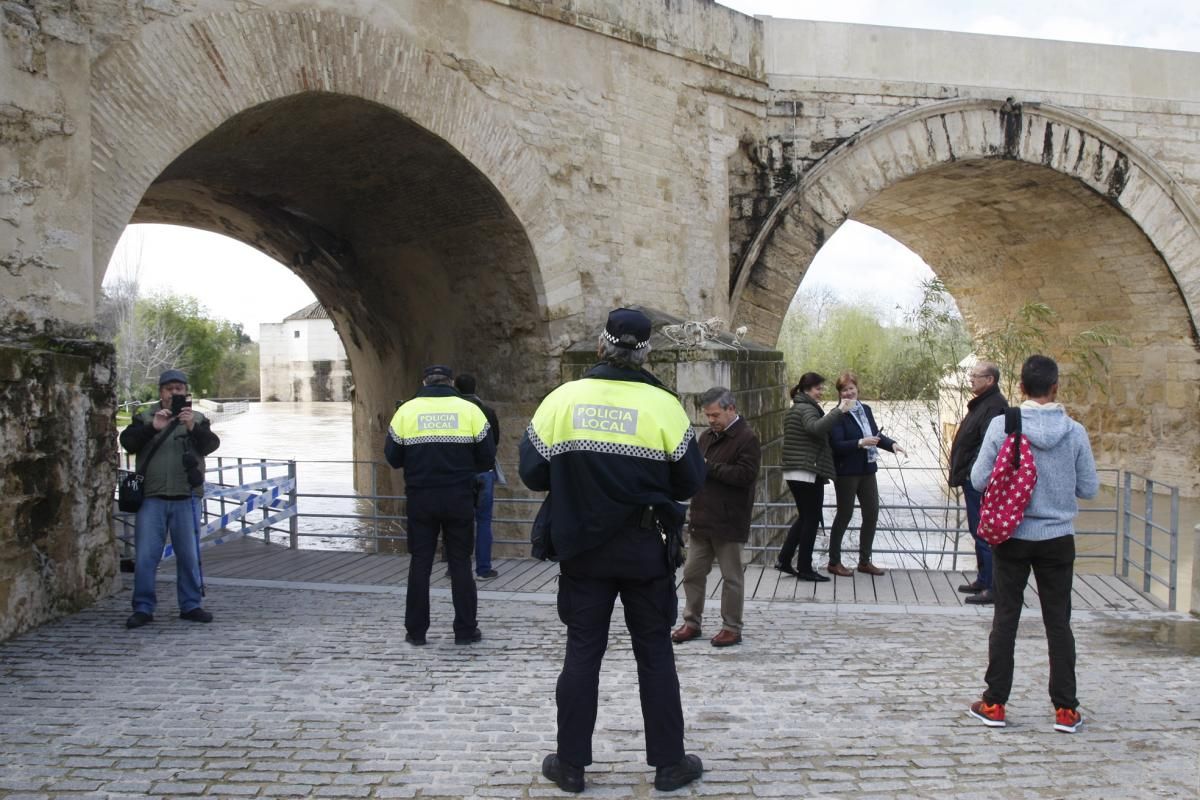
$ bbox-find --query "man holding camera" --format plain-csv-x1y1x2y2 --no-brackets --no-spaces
119,369,220,629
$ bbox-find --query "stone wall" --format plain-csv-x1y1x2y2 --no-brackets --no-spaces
0,338,118,641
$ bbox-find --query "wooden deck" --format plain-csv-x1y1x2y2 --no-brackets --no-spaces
179,537,1164,613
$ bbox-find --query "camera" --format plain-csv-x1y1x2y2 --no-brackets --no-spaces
170,394,192,415
182,452,205,488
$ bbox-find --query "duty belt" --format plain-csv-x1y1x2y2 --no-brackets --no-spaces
626,505,656,530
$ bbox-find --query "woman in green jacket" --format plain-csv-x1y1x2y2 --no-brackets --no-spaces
775,372,854,581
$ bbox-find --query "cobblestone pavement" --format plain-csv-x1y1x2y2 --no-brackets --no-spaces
1,578,1197,799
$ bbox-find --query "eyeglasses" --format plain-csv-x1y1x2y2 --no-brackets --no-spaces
968,372,991,380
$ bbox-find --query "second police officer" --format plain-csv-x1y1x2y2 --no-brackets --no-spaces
385,364,496,646
519,308,707,794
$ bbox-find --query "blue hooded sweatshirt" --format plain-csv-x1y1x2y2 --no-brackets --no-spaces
970,402,1099,541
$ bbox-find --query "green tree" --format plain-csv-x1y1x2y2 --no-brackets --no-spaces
778,285,969,401
904,278,972,399
116,293,259,400
213,341,260,398
137,294,238,397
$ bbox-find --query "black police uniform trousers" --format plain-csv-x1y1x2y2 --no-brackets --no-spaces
555,524,685,768
405,484,477,638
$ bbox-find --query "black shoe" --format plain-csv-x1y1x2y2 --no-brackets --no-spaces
476,569,499,579
455,628,483,645
773,561,798,576
405,633,427,646
654,754,703,792
542,753,584,793
125,611,153,629
958,580,985,594
796,570,831,582
965,589,995,605
179,608,213,623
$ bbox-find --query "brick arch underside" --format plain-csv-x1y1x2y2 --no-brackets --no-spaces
738,106,1200,489
90,10,573,475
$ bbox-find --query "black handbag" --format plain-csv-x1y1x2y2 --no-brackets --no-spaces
117,420,178,513
117,472,145,513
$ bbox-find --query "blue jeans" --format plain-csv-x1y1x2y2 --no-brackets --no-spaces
962,483,992,589
474,470,496,576
133,496,204,614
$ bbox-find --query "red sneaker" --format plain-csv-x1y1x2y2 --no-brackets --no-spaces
1054,707,1082,733
969,700,1006,727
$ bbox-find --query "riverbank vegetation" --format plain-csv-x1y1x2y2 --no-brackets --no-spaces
779,278,1126,403
99,280,259,405
778,280,970,400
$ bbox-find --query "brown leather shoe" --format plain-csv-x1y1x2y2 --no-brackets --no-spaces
826,563,853,577
710,630,742,647
857,562,885,576
671,624,702,644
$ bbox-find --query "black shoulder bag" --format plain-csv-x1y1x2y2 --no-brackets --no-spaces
530,494,557,561
118,420,179,513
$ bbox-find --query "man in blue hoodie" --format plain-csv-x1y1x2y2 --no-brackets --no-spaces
967,355,1098,734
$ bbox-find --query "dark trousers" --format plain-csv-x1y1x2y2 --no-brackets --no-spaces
555,528,684,768
405,485,477,637
962,482,993,589
828,473,879,565
777,480,824,572
983,535,1078,710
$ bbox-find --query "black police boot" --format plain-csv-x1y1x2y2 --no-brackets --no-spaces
654,754,703,792
542,753,584,793
454,628,483,645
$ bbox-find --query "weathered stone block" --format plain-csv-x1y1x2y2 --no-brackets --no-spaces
0,338,118,642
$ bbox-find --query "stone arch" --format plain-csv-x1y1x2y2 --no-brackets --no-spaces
90,9,575,320
88,9,577,473
731,98,1200,489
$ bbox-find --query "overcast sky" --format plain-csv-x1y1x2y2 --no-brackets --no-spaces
105,2,1200,338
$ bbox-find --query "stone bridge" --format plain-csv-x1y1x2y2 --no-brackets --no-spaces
3,0,1199,638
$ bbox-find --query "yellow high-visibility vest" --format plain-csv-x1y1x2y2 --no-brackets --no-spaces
526,378,693,463
388,395,491,446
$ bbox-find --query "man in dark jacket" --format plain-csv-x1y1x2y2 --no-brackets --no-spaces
672,387,760,648
948,360,1007,604
454,373,501,579
520,307,707,794
386,365,496,646
119,369,220,629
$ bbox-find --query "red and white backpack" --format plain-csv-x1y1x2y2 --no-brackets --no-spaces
977,408,1038,546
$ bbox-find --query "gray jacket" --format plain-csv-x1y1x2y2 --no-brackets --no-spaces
970,403,1099,541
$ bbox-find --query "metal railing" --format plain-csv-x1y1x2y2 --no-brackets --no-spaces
748,464,1124,573
113,457,1180,610
1121,472,1180,610
113,458,298,561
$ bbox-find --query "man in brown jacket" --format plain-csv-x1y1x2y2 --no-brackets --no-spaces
672,387,761,647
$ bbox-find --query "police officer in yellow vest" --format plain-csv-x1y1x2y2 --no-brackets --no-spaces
385,364,496,646
520,308,707,794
